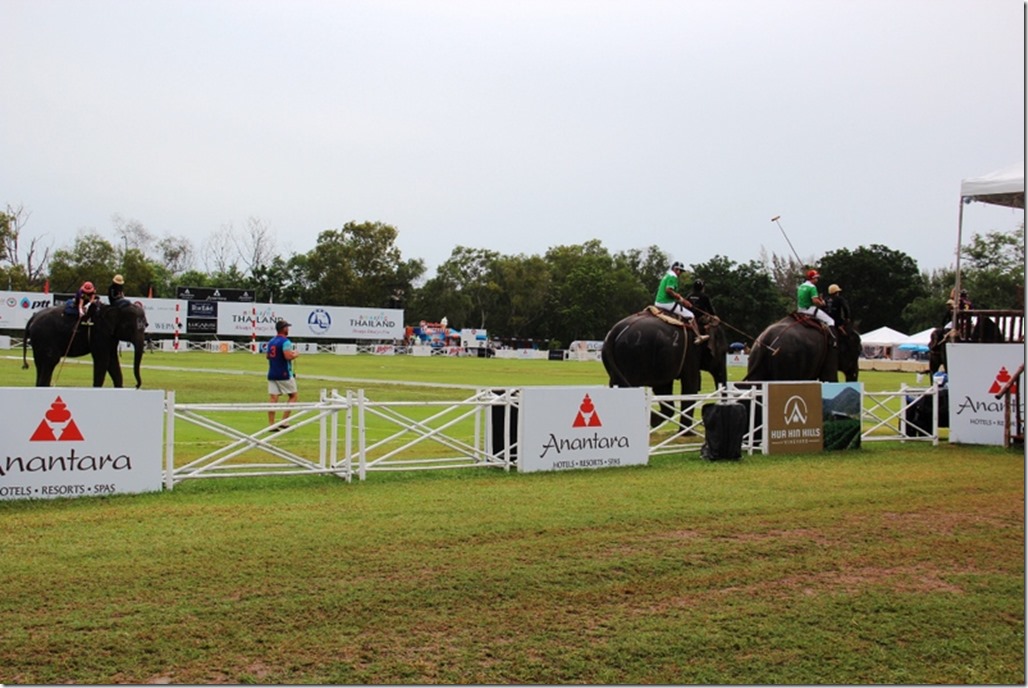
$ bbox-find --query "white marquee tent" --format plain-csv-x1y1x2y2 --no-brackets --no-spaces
860,326,909,359
954,163,1025,314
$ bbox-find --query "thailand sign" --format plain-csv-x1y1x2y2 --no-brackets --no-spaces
0,389,164,500
517,386,648,473
946,343,1024,445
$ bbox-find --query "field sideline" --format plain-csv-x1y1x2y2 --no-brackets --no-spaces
0,351,1023,684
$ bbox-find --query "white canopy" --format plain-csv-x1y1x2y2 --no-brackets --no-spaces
954,163,1025,317
960,163,1025,208
860,326,909,346
900,327,936,347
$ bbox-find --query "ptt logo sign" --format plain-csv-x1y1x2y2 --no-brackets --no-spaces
16,297,51,309
308,308,332,335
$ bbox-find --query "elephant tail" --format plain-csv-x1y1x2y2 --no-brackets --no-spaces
22,316,31,369
601,322,634,388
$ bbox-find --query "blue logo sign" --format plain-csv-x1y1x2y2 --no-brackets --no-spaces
308,309,332,335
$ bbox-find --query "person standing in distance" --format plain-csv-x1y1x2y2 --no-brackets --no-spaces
267,319,299,430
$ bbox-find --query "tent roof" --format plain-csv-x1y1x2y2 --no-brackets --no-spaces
900,327,936,347
860,326,909,345
960,163,1025,209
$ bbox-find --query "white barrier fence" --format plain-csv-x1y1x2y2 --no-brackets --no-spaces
0,383,948,500
164,384,946,488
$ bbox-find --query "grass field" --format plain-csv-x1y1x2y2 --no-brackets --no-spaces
0,350,1023,684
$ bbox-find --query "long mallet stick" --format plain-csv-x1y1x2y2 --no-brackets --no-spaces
771,215,804,267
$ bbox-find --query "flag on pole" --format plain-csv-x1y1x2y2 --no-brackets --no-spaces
43,279,49,294
147,285,154,298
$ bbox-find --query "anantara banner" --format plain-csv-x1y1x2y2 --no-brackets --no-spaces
517,386,648,472
0,389,164,500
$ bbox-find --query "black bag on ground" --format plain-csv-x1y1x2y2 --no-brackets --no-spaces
700,403,746,460
904,389,949,437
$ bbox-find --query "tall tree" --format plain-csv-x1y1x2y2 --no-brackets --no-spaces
817,244,925,332
300,221,423,307
47,232,118,293
690,255,789,346
958,223,1025,310
0,204,52,289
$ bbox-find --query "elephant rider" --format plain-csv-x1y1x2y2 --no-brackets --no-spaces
108,274,130,309
796,270,835,329
65,281,99,320
687,278,718,337
825,283,851,333
654,261,709,345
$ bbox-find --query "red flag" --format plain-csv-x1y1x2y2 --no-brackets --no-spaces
43,279,49,294
147,285,153,298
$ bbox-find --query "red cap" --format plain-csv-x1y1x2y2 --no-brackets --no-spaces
806,270,819,279
81,281,96,293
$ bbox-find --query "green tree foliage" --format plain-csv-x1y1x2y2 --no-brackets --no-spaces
901,267,956,333
689,255,789,347
48,232,119,294
542,241,645,346
958,223,1024,310
817,244,926,333
298,222,424,307
0,204,51,290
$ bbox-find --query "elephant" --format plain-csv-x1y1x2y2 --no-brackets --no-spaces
743,313,861,383
601,308,724,428
22,302,148,387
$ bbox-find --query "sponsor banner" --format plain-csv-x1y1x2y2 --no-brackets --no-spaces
0,291,55,330
766,382,823,454
217,303,404,340
127,297,181,335
727,353,749,368
822,382,863,451
947,343,1025,445
176,286,256,302
187,300,218,318
0,388,164,500
518,386,648,473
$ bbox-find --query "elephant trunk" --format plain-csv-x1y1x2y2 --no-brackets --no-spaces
133,338,144,389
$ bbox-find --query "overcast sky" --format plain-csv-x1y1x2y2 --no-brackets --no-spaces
2,0,1023,278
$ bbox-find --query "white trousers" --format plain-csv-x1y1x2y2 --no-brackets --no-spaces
799,306,835,327
655,301,695,320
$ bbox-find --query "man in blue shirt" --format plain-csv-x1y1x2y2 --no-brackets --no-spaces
266,320,299,430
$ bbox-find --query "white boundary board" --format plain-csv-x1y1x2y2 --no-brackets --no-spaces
0,388,164,500
517,386,648,473
946,343,1025,445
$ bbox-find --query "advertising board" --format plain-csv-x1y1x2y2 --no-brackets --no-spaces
517,386,648,473
0,389,164,500
946,343,1025,445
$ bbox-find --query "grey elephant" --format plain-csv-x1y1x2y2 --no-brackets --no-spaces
22,302,148,387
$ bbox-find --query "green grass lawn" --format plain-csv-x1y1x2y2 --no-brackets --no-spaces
0,350,1022,684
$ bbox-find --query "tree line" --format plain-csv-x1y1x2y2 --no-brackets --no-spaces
1,205,1023,347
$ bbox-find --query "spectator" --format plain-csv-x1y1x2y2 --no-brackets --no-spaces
266,320,299,430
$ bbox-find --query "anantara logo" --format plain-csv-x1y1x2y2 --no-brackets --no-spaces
30,396,84,441
573,394,602,427
538,393,628,459
988,366,1018,395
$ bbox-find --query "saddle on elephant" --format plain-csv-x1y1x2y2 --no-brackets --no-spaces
644,304,688,328
788,310,839,346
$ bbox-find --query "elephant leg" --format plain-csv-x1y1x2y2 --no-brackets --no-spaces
651,383,674,428
102,345,124,388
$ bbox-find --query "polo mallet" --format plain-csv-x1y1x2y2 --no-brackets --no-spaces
771,215,804,268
